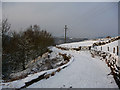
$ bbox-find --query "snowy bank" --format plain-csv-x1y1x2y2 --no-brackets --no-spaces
2,52,74,89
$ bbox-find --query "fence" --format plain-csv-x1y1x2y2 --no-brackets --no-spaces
95,46,119,56
91,47,120,88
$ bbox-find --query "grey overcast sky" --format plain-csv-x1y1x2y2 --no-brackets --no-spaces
2,2,118,38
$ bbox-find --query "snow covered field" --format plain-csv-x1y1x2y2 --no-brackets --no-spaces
58,40,97,48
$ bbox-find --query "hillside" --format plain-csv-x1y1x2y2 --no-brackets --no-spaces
1,36,120,89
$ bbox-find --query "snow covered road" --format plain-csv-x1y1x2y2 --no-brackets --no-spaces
28,50,118,88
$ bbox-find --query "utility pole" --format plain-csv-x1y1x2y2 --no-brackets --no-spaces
64,25,68,43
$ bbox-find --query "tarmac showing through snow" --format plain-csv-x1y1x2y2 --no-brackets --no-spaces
28,48,118,88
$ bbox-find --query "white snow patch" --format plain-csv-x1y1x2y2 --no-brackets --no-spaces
58,40,97,48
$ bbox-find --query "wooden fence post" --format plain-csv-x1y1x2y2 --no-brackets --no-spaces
117,46,119,55
113,47,115,53
89,46,91,50
79,46,81,50
101,46,102,51
107,47,109,51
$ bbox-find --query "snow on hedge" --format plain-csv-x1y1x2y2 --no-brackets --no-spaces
2,52,74,89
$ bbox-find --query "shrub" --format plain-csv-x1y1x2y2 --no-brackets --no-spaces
44,74,50,79
56,68,61,72
51,72,55,76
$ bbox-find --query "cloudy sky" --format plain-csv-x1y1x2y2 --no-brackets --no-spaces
2,2,118,38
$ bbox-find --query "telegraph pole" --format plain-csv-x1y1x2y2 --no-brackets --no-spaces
64,25,68,43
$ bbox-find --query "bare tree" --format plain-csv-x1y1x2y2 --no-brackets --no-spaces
2,19,11,35
2,19,11,48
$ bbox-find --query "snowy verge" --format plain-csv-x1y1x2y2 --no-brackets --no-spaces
1,54,74,89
